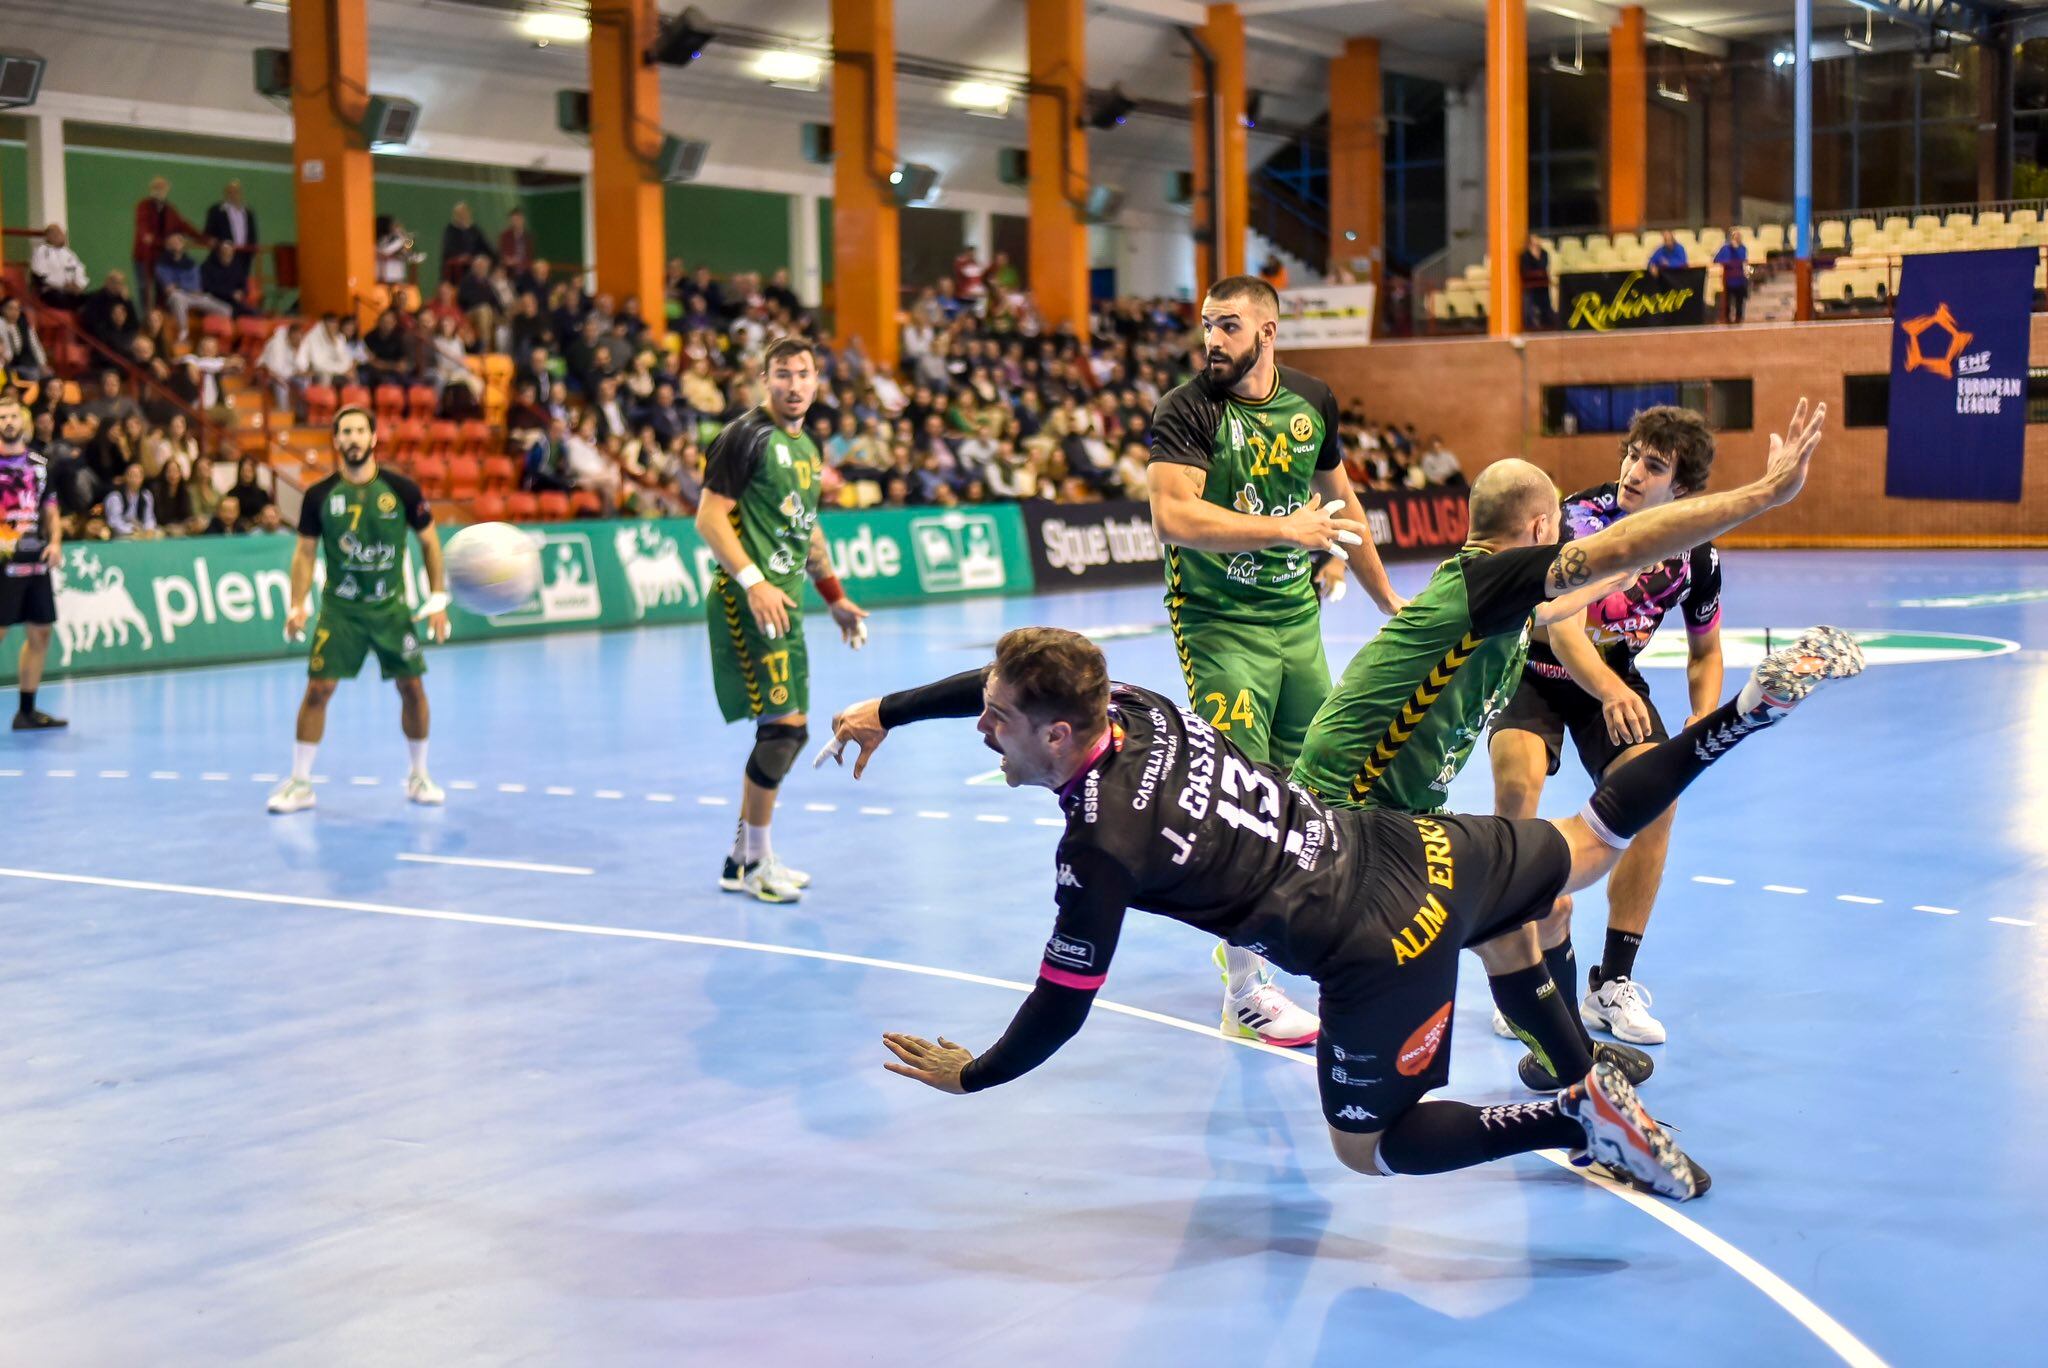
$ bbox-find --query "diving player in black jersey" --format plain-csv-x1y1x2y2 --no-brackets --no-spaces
818,420,1859,1200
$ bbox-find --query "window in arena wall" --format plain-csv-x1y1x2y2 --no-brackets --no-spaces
1844,372,2048,426
1539,380,1753,437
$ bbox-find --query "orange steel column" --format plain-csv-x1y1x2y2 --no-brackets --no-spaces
289,0,376,320
1328,37,1384,289
1027,0,1089,342
832,0,900,369
589,0,667,342
1190,3,1247,285
1486,0,1527,335
1608,5,1647,233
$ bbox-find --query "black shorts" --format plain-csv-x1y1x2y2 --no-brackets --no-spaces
1490,664,1667,781
0,572,57,628
1312,811,1572,1133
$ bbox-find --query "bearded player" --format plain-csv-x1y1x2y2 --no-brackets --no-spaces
695,339,869,904
268,407,450,813
1147,274,1405,1048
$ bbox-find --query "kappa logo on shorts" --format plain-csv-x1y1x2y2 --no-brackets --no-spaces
1334,1105,1378,1123
1396,1002,1453,1077
1056,863,1083,889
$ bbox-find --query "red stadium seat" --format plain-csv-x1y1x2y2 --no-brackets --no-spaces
303,384,338,427
471,492,509,524
373,384,407,423
569,488,603,519
200,313,235,342
505,491,540,522
457,419,492,458
536,491,571,522
394,419,429,461
446,456,483,501
338,383,372,412
412,455,449,499
427,420,460,458
482,457,518,492
406,384,438,421
235,316,272,359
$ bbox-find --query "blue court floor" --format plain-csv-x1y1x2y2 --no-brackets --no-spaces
2,550,2044,1366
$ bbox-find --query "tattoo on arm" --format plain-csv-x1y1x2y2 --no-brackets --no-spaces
805,529,833,578
1548,544,1592,594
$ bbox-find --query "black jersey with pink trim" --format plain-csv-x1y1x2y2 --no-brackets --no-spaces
1525,481,1721,681
960,681,1376,1091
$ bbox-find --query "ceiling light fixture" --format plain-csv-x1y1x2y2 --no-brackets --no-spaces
519,11,591,45
950,81,1012,118
244,0,290,13
755,50,824,90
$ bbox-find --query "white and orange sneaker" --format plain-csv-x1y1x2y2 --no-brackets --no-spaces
1559,1061,1709,1201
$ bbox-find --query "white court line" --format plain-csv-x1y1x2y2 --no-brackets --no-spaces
1836,895,1883,905
1913,905,1960,916
595,790,623,800
859,806,893,816
545,787,576,797
1990,916,2036,928
0,768,21,777
1034,818,1065,828
395,853,593,877
696,796,727,806
449,781,479,791
975,814,1010,824
251,773,278,784
201,773,231,782
99,770,129,779
917,810,951,820
805,802,838,813
45,770,74,778
0,863,1890,1368
1763,885,1808,895
149,771,179,780
349,777,379,787
1692,876,1736,886
498,783,527,794
645,793,676,803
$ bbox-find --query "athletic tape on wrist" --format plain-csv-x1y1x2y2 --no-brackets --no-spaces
736,564,766,590
414,591,450,619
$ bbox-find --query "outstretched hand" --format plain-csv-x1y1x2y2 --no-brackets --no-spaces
814,697,888,778
1279,494,1368,553
882,1032,972,1093
1758,397,1826,509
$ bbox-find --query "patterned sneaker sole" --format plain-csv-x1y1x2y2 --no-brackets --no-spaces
1569,1062,1702,1201
1754,625,1866,708
1220,1016,1318,1048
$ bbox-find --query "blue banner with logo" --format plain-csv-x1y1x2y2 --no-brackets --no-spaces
1886,247,2032,503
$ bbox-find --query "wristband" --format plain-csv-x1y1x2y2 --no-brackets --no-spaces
414,590,451,619
815,574,847,604
735,564,766,590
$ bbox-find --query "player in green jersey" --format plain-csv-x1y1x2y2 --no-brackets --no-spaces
1148,274,1404,1047
696,338,868,904
268,407,451,814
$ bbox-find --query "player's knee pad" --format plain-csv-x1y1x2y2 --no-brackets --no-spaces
745,720,809,790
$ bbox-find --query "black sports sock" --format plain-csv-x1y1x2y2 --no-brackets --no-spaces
1598,929,1643,985
1542,938,1597,1048
1489,962,1594,1081
1376,1099,1585,1175
1586,695,1771,842
17,689,33,717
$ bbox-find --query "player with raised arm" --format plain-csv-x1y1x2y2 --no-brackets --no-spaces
695,338,868,904
1147,274,1404,1048
268,407,450,813
820,410,1851,1201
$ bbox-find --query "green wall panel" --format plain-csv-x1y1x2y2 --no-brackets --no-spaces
63,146,297,290
665,183,790,279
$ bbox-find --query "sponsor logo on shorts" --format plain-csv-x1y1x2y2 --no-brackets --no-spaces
1045,933,1095,969
1334,1104,1379,1123
1396,1002,1453,1077
1331,1044,1374,1064
1329,1067,1379,1088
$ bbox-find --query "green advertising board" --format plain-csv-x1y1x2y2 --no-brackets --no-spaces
0,505,1035,684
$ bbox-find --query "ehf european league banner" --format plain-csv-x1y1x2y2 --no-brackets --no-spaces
1885,247,2032,503
1278,284,1376,349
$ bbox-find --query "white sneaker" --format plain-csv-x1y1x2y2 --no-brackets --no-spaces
266,777,316,814
1582,976,1666,1045
1492,1008,1518,1039
761,853,811,889
736,861,803,904
1212,942,1318,1045
406,772,445,806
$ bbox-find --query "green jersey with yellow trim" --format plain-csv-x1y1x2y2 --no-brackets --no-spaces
1148,365,1344,622
703,406,822,593
298,468,432,609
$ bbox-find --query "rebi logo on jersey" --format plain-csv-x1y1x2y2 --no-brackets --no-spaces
1045,933,1095,969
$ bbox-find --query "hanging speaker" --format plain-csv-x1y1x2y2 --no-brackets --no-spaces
252,48,292,101
359,95,421,147
1083,185,1125,224
890,163,940,205
801,123,834,165
656,136,710,183
556,90,591,137
1166,170,1194,207
997,148,1029,186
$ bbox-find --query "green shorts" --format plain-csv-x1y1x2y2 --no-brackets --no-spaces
1165,607,1330,768
709,572,810,723
309,602,425,681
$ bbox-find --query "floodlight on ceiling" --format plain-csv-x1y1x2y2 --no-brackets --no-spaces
1772,49,1794,68
1550,23,1585,76
1656,78,1690,102
647,8,714,67
1845,10,1875,54
950,82,1012,118
520,11,591,46
756,50,824,91
244,0,289,13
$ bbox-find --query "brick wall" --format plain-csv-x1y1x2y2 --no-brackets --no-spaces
1302,316,2048,544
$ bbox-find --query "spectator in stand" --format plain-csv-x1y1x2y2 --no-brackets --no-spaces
591,374,634,442
1647,230,1689,276
456,254,501,351
0,298,49,388
259,320,306,411
203,179,259,297
83,272,141,357
566,313,609,395
497,207,534,280
515,343,562,409
989,250,1020,295
1419,436,1465,487
1715,228,1751,324
507,292,551,358
132,176,203,313
148,456,197,534
562,410,621,506
375,215,424,294
764,268,802,318
200,241,253,316
441,202,491,285
953,249,987,315
680,354,726,419
203,493,243,536
146,412,200,481
361,310,415,389
154,234,234,339
83,369,142,431
253,503,284,534
636,378,689,446
1258,255,1290,291
30,225,90,309
688,265,727,320
104,461,158,539
1519,235,1556,329
189,452,224,527
297,315,358,387
229,456,272,525
428,313,484,413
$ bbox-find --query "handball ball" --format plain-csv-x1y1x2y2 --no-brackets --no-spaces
445,522,542,617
